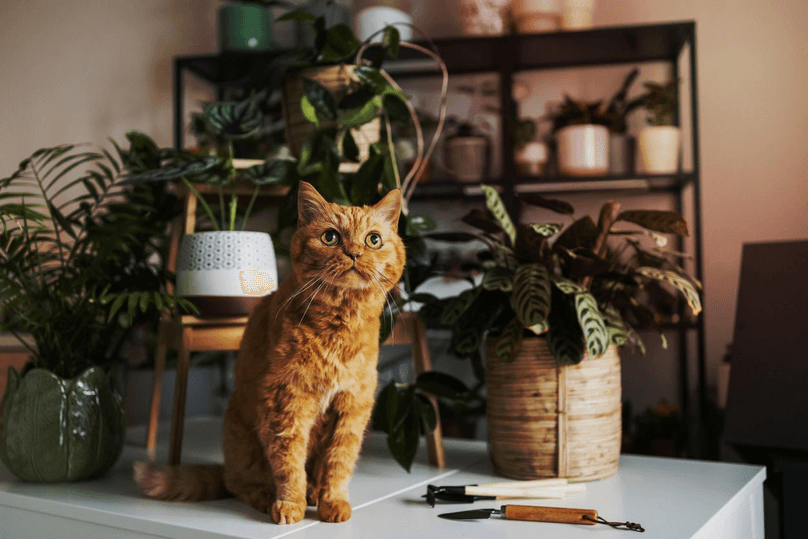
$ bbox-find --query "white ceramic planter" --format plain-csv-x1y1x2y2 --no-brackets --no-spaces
638,125,680,174
355,7,413,41
176,231,278,316
556,124,609,176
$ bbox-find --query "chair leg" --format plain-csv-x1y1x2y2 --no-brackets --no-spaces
146,319,170,461
408,315,446,468
169,326,192,465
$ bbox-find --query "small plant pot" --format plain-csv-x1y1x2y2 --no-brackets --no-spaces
556,124,609,176
608,133,635,175
515,141,549,176
0,366,126,482
176,231,278,317
445,135,490,182
512,0,561,33
218,4,273,52
638,125,680,174
282,64,382,173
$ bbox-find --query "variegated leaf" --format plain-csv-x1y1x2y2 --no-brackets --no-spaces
205,100,263,137
530,222,563,237
551,275,586,295
601,305,630,347
480,184,516,246
495,317,523,362
636,267,702,316
548,323,584,365
510,263,551,327
527,320,549,335
574,292,609,357
439,288,480,326
482,267,513,292
517,192,575,215
617,210,689,237
492,240,518,269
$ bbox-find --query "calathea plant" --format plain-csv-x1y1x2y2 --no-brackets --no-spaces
642,79,679,126
432,185,702,364
125,100,299,229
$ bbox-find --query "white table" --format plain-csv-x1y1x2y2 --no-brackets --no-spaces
0,417,765,539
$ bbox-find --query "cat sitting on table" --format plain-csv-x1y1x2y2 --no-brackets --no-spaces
134,181,406,524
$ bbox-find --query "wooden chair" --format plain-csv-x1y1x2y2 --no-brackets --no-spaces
145,181,445,468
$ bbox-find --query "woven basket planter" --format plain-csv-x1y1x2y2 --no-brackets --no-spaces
282,64,381,174
486,337,621,482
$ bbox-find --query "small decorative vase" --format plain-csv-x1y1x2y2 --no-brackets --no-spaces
486,337,622,481
218,4,273,52
0,366,126,482
353,0,413,41
176,231,278,317
445,135,490,182
638,125,680,174
512,0,561,33
556,124,609,176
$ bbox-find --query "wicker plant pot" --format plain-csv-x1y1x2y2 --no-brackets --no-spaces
486,337,621,481
282,64,381,173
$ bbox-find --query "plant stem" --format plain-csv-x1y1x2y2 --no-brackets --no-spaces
181,178,219,231
582,201,621,290
242,185,260,231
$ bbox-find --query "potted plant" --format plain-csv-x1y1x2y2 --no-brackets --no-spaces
0,137,195,482
125,101,299,316
637,80,680,174
602,68,646,175
388,186,701,476
444,119,491,183
547,95,611,176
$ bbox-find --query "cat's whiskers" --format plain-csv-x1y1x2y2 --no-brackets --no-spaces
297,273,334,327
275,274,325,321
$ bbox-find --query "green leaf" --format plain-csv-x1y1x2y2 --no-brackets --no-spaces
407,214,436,232
440,288,480,326
548,322,585,365
530,223,563,237
382,26,401,58
240,160,299,186
351,154,384,204
374,381,398,434
387,406,420,472
415,394,437,433
481,267,513,292
414,371,470,401
510,263,551,327
551,275,585,295
518,192,574,214
342,130,359,162
303,77,338,122
461,208,502,235
319,24,362,62
340,97,381,127
636,266,702,316
495,317,523,362
300,95,319,126
480,184,516,246
123,156,220,183
617,210,689,236
354,66,391,94
574,292,609,357
205,101,263,137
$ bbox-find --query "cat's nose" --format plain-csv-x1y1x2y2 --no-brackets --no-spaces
345,247,361,261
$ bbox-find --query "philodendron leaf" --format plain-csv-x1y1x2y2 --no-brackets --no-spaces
303,78,338,122
480,184,516,247
205,101,263,137
123,156,220,183
300,95,319,126
481,267,513,292
548,322,585,365
617,210,689,237
636,266,702,316
574,292,609,357
241,160,299,186
495,317,523,362
551,275,586,295
415,393,438,433
510,263,551,327
440,287,480,326
382,25,401,58
341,96,382,127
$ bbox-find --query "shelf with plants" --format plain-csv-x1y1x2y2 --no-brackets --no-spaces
171,20,707,457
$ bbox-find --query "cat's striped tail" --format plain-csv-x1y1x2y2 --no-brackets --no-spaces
133,461,228,501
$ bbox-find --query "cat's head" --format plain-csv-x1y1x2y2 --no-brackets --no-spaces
290,181,406,293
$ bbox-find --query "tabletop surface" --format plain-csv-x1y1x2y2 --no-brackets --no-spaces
0,417,766,539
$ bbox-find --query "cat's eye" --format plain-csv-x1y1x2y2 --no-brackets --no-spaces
365,232,382,249
321,229,341,246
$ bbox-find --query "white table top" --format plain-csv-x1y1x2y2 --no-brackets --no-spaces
0,417,766,539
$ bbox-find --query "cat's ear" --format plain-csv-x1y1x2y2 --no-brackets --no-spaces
371,189,402,227
297,181,330,225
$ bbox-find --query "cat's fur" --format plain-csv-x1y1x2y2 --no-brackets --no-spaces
133,181,406,524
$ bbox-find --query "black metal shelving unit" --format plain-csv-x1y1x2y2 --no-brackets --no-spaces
172,20,707,457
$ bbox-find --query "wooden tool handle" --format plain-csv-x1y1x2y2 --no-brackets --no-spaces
503,505,598,525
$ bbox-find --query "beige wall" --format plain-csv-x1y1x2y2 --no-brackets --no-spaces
2,0,808,402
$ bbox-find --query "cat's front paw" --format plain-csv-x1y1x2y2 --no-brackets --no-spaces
271,499,306,525
318,498,352,523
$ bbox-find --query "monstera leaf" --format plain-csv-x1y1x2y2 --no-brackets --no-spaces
205,100,263,137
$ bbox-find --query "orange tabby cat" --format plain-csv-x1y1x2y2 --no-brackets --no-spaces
134,181,406,524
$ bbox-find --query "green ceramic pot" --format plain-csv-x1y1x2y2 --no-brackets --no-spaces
0,366,125,482
218,4,273,52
